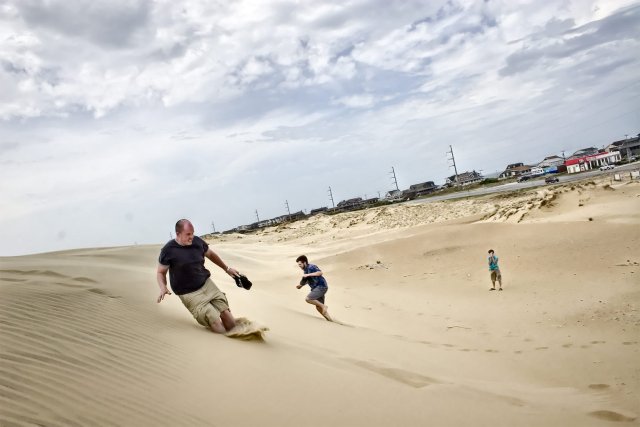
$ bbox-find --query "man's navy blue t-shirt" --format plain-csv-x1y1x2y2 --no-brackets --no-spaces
159,236,211,295
304,264,328,289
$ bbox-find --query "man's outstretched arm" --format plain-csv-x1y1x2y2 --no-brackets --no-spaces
156,264,171,303
205,248,239,277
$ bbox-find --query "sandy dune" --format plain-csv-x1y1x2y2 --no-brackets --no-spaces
1,177,639,426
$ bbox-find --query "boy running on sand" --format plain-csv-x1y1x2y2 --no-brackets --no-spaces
296,255,332,321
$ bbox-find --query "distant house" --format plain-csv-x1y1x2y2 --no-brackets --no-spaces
499,164,531,179
337,197,363,208
537,155,565,168
403,181,438,199
606,134,640,159
385,189,403,200
309,207,328,216
566,151,622,173
446,171,483,186
335,197,378,211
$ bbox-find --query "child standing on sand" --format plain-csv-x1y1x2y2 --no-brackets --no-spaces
488,249,503,291
296,255,332,321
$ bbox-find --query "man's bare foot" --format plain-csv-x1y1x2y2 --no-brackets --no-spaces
321,306,332,321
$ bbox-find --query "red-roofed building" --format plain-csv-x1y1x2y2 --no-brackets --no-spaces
565,151,621,174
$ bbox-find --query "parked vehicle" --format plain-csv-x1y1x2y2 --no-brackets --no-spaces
517,175,531,182
599,164,615,171
545,176,559,184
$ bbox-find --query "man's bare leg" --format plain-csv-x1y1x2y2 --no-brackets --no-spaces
209,318,227,334
220,309,236,331
306,298,331,321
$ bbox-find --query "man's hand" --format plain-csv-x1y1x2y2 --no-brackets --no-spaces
296,284,303,289
226,267,240,277
157,287,172,303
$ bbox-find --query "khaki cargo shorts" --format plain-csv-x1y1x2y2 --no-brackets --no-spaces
179,278,229,328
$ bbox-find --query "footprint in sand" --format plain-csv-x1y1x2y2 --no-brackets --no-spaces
622,341,637,345
535,347,548,350
588,384,610,390
562,343,573,348
344,358,438,389
588,410,636,422
591,340,606,344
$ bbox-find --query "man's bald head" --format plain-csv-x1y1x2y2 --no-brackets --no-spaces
175,219,193,233
175,219,195,246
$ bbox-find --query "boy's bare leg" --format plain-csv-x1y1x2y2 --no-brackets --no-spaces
306,298,331,321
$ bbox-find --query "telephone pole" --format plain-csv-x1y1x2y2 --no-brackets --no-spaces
211,221,216,233
447,145,459,184
390,166,399,191
285,200,291,218
255,209,260,222
328,186,335,208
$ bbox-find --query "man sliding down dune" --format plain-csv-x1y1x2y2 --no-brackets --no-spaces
156,219,240,334
296,255,332,321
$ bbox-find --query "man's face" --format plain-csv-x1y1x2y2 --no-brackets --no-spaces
488,252,494,257
176,223,195,246
297,261,306,270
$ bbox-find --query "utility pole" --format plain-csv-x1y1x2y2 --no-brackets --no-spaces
255,209,260,222
447,145,459,184
390,166,399,191
211,221,216,233
328,186,335,208
285,200,291,218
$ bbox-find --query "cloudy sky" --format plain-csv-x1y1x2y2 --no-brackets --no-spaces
1,0,639,255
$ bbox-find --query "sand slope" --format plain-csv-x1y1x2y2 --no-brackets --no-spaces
1,178,639,426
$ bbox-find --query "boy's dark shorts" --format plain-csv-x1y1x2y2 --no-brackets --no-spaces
307,286,328,304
